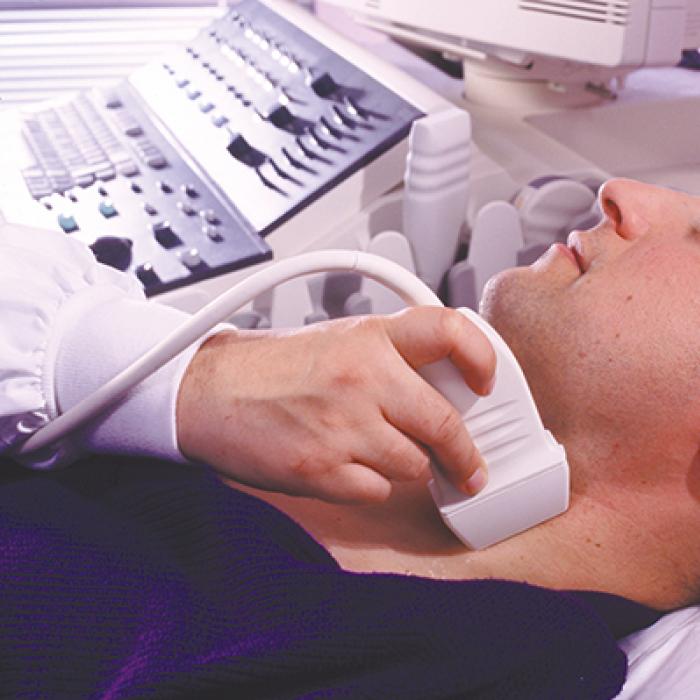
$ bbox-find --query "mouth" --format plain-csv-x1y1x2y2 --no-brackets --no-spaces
566,233,588,273
569,245,585,273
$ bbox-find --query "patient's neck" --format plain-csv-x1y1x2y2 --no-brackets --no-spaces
232,456,699,612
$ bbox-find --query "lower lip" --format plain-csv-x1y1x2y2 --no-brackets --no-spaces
551,243,580,268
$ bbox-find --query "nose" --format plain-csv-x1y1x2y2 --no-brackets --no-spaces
597,178,655,241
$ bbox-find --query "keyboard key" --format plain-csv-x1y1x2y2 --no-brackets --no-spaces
99,200,118,218
211,114,229,128
227,134,266,168
118,161,140,177
58,213,79,233
310,72,339,98
200,209,220,225
90,236,133,271
95,166,117,181
136,262,160,287
179,247,203,270
152,222,182,249
123,124,144,138
146,154,168,169
177,201,197,216
181,184,200,199
203,225,224,242
103,94,123,109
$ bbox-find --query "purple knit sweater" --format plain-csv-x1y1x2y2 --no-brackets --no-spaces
0,457,660,699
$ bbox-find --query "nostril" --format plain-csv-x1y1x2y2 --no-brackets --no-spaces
604,198,623,227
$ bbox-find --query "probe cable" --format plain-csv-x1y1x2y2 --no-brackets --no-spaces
17,250,441,458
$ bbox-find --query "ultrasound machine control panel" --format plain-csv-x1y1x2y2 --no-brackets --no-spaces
0,0,453,304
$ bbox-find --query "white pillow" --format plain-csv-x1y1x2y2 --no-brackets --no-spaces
616,605,700,698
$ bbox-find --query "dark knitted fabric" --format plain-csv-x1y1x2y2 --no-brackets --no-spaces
0,457,661,699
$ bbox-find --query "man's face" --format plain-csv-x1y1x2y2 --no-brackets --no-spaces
480,179,700,481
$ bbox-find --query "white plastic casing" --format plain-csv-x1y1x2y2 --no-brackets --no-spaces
323,0,700,69
420,307,570,550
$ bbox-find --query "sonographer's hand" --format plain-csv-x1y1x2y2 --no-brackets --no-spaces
176,307,496,504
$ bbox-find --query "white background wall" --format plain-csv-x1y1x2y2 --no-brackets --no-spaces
0,1,226,109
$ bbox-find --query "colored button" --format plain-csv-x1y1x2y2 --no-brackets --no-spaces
58,214,78,233
99,200,118,218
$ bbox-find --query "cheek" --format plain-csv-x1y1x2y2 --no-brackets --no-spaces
482,248,700,468
551,271,700,442
482,265,679,437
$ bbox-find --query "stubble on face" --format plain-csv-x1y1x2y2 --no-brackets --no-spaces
479,231,700,496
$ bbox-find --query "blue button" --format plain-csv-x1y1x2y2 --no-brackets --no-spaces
99,200,118,218
58,214,78,233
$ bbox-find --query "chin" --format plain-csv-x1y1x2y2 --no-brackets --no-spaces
477,267,563,427
478,267,527,333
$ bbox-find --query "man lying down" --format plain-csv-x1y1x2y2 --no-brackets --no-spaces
1,177,693,698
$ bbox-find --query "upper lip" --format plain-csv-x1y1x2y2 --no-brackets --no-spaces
566,233,589,273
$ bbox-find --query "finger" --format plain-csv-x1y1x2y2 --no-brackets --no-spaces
353,422,431,484
384,375,488,496
313,462,393,505
383,307,496,396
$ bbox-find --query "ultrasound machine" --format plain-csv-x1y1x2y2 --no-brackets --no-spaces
2,3,700,693
1,0,698,324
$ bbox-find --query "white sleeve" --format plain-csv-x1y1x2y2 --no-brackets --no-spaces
0,222,223,469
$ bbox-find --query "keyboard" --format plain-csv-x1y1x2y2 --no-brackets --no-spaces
0,0,446,302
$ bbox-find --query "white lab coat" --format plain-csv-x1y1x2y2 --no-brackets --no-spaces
0,222,213,468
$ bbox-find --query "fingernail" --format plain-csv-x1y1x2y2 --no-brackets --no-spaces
483,375,496,396
464,461,488,495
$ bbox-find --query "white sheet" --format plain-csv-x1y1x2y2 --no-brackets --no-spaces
616,605,700,698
